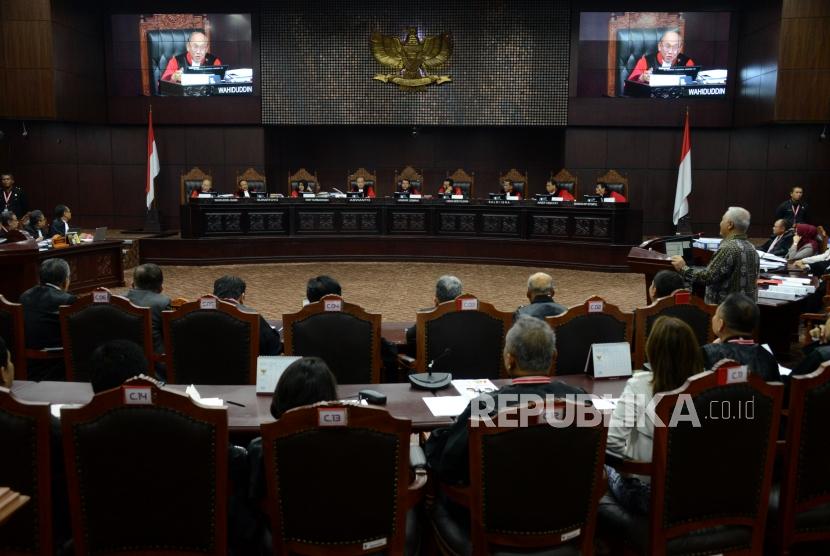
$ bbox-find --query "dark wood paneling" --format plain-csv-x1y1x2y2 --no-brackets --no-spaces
76,126,112,165
607,129,649,170
77,165,114,218
693,130,731,169
565,129,607,169
728,128,769,169
767,127,810,169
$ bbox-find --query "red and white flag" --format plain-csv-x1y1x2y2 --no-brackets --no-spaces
673,110,691,225
146,108,160,209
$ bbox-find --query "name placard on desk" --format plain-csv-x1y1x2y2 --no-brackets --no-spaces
536,200,569,207
347,197,372,203
444,198,470,204
487,200,512,206
396,198,421,204
254,197,280,203
572,202,600,207
304,197,331,203
212,198,239,203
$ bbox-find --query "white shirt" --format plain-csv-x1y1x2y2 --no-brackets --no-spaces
801,249,830,264
607,371,657,474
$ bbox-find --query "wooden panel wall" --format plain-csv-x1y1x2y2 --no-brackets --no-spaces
564,124,830,237
776,0,830,121
734,0,782,126
50,0,107,122
264,126,566,200
0,0,55,119
0,121,265,230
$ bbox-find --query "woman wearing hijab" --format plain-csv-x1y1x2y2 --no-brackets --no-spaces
787,223,819,261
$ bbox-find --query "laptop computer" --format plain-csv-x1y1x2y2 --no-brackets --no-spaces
93,227,108,241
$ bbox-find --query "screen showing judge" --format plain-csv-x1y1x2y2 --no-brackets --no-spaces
627,29,695,83
161,31,223,83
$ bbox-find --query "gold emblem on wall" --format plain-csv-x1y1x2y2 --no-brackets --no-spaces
370,27,453,91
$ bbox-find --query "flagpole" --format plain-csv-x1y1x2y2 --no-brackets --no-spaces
143,103,161,233
674,108,693,235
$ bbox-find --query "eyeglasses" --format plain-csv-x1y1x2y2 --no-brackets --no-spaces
660,42,683,51
190,43,208,52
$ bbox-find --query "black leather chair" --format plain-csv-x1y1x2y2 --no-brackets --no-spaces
60,378,228,555
546,296,633,375
0,388,52,555
415,295,513,380
59,289,154,382
432,399,607,555
260,403,426,555
615,27,673,97
598,372,783,554
556,181,576,196
146,28,205,95
282,295,382,384
633,291,716,369
769,362,830,553
0,294,26,379
162,296,259,384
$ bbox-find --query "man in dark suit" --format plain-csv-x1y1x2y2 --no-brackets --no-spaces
702,293,781,382
774,186,808,226
125,263,172,359
20,258,78,381
0,173,28,217
214,275,282,355
758,219,793,258
514,272,567,321
49,205,72,237
649,269,686,301
425,316,584,485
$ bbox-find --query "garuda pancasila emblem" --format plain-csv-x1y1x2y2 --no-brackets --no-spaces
370,27,453,91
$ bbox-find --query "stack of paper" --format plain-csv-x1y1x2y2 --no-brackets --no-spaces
694,237,722,251
185,385,224,407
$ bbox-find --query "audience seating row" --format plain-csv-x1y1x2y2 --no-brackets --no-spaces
3,364,829,554
0,288,722,385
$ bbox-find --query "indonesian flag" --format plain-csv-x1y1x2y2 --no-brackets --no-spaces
146,108,160,209
673,111,691,225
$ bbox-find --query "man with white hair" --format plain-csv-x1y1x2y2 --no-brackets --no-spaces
671,206,759,304
424,316,583,485
405,275,463,352
515,272,567,321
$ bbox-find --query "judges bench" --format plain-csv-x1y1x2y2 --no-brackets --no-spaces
0,240,124,302
157,197,644,271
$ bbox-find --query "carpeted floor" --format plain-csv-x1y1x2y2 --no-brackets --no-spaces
112,262,648,322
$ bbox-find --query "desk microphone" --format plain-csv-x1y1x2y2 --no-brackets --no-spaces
639,233,701,249
409,348,453,390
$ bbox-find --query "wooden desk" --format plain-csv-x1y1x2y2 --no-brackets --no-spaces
10,376,628,435
627,243,821,356
0,240,124,301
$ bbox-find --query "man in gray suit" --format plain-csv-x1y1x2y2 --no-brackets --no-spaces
125,264,171,358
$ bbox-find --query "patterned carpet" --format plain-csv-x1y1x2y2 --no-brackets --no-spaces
113,262,648,322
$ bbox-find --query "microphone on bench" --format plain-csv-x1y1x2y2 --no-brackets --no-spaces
409,348,453,390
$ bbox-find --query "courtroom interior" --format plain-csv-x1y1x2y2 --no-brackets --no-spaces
1,0,830,554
